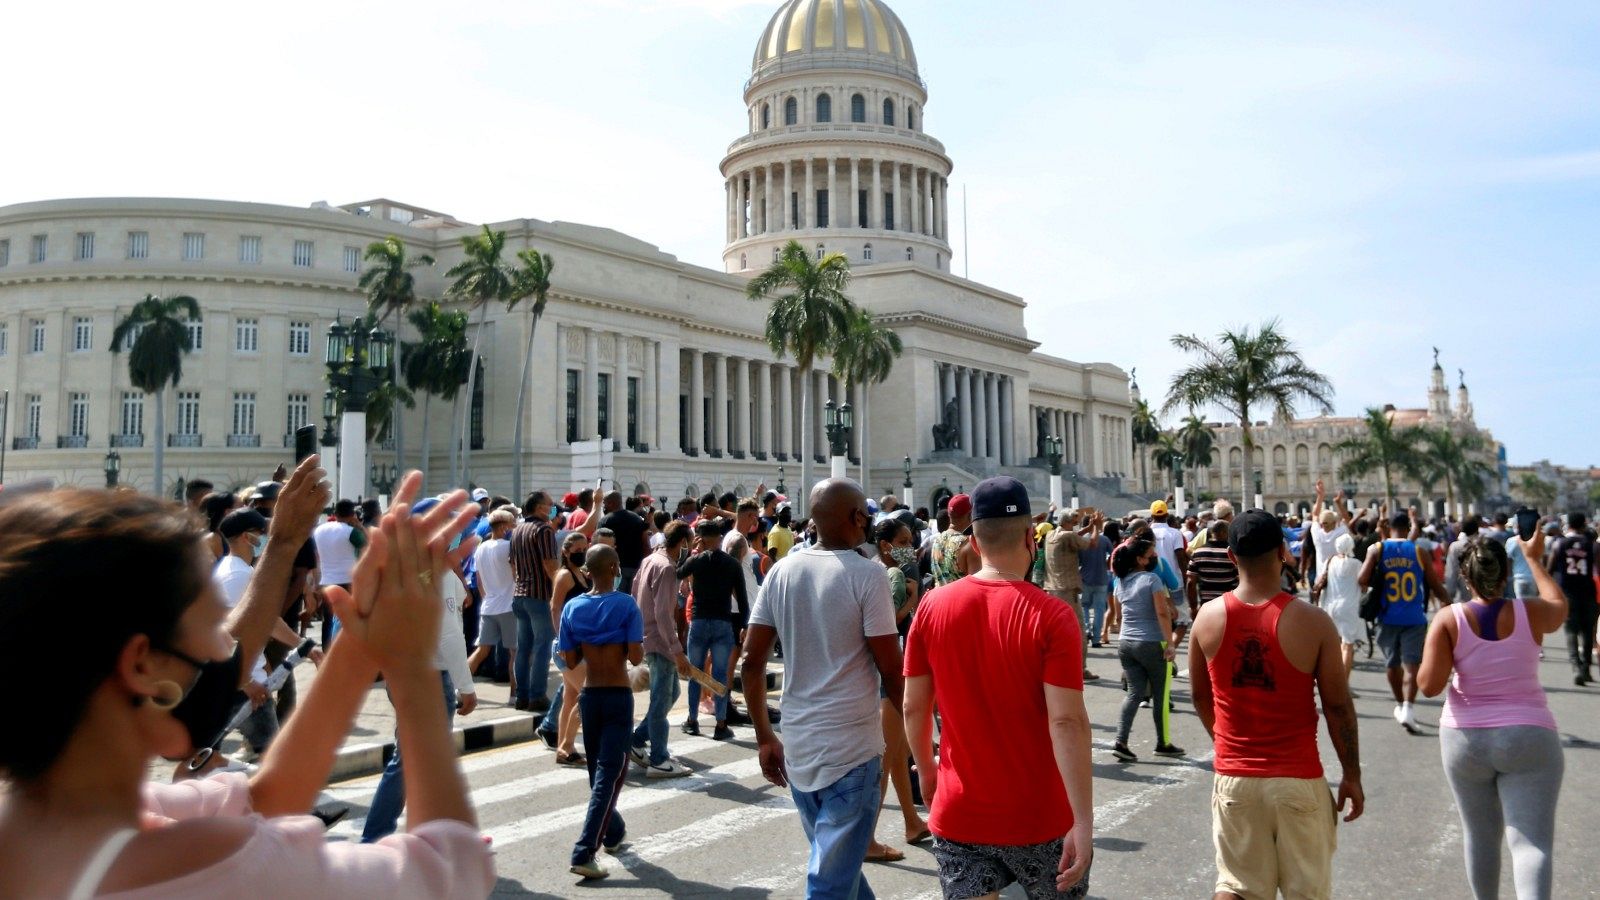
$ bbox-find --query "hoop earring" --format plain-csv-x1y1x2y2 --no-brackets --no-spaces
147,680,185,711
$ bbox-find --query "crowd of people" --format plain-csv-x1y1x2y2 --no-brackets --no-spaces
0,458,1591,898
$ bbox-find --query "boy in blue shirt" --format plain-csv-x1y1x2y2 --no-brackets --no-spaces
558,543,645,880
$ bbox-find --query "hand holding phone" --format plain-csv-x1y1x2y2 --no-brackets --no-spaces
293,424,318,464
1515,507,1540,542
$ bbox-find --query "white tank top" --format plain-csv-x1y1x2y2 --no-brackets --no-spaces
313,521,359,585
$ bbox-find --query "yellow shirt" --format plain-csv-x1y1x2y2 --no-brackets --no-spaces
768,525,795,560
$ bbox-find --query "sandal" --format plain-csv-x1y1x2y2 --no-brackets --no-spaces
906,828,933,845
864,843,906,863
556,751,587,767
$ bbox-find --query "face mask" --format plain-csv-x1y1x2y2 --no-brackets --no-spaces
162,643,245,762
890,546,917,568
568,552,586,567
247,534,263,555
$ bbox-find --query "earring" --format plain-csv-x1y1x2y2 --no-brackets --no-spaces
147,680,184,711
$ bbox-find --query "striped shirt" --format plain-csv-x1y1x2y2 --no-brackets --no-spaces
509,518,557,600
1186,542,1239,604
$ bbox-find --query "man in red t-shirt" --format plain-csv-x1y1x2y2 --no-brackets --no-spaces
904,476,1094,899
1189,509,1363,900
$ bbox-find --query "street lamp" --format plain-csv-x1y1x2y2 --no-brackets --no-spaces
824,400,853,479
325,314,392,500
103,449,120,488
1253,471,1264,510
1044,435,1064,508
902,456,914,510
1070,471,1080,511
1344,479,1358,514
370,462,397,504
776,465,786,496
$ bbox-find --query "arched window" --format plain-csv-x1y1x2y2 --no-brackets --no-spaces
863,243,873,261
905,246,914,261
816,93,832,123
851,93,866,123
816,244,826,260
784,97,798,126
761,103,770,129
883,98,895,126
935,253,941,269
908,105,917,130
739,253,747,270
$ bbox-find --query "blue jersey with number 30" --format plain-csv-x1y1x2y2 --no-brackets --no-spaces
1380,539,1428,626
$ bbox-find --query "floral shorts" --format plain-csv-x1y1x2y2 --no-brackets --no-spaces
930,835,1090,900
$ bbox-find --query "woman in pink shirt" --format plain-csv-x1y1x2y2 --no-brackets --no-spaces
0,467,493,899
1420,530,1568,900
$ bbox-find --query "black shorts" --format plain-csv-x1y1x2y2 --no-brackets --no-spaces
930,835,1091,900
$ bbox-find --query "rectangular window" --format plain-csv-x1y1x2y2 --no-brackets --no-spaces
75,232,94,260
0,238,10,266
597,373,611,440
28,319,44,354
231,392,256,436
25,394,41,438
858,190,869,228
121,392,144,437
69,393,89,438
176,391,201,436
817,190,830,228
127,231,149,260
239,235,262,264
286,392,309,433
565,369,580,443
186,319,203,351
791,193,800,229
182,232,205,260
234,317,258,353
288,320,311,356
72,316,92,352
292,240,314,268
627,376,640,449
0,323,8,356
30,234,47,263
342,246,360,273
883,193,895,231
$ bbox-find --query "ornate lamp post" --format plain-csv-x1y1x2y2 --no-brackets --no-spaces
1344,479,1358,514
325,314,392,501
902,456,914,510
824,399,853,480
103,449,120,488
1172,451,1186,516
370,462,398,503
1071,471,1080,511
775,465,786,496
1045,434,1064,508
1253,471,1264,511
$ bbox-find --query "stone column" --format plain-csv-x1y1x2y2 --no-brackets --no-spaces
554,324,569,444
957,368,973,454
870,160,882,230
999,376,1013,465
849,157,860,228
804,157,815,230
764,165,775,234
941,364,956,417
582,328,599,440
783,160,793,230
826,157,836,229
911,168,922,235
689,349,704,453
642,340,657,451
735,356,751,456
778,364,794,458
711,352,728,454
985,374,1000,461
724,179,733,244
756,360,772,456
931,177,941,239
891,164,902,232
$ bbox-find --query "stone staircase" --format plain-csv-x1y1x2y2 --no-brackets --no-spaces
916,452,1156,515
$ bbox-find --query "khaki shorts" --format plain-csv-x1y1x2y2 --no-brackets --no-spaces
1212,774,1336,900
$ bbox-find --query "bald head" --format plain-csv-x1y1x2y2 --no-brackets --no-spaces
603,490,623,512
585,543,620,583
810,478,868,550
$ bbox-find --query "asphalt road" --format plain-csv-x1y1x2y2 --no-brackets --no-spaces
326,629,1600,899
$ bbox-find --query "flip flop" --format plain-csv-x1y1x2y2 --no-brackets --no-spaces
906,828,933,845
865,845,906,863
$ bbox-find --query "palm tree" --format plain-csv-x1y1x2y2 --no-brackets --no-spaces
444,225,515,486
360,236,434,469
1164,319,1334,508
403,302,471,491
1516,472,1557,510
1335,407,1424,509
830,306,903,488
1130,398,1161,493
110,294,200,495
1150,430,1183,494
1178,412,1217,489
1416,427,1497,517
507,248,555,502
747,240,856,513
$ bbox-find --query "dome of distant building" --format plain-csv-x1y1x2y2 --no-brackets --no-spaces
753,0,918,74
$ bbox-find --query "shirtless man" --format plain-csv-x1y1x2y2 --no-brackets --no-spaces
556,544,645,881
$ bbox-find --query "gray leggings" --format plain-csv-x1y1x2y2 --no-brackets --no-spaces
1440,725,1564,900
1116,639,1170,745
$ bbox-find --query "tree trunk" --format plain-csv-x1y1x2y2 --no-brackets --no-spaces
798,365,812,516
1140,445,1149,494
420,393,433,494
858,383,869,490
1383,461,1395,510
456,303,488,488
1239,421,1252,509
152,385,166,497
510,310,540,504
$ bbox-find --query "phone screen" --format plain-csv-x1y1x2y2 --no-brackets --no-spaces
293,425,318,464
1515,507,1540,542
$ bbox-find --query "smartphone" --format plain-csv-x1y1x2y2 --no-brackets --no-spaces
293,424,319,464
1515,507,1540,543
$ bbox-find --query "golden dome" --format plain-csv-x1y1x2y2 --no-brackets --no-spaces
754,0,918,73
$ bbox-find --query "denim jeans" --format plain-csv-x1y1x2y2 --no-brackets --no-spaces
1082,584,1109,639
632,652,682,765
791,757,882,900
573,687,633,866
537,641,566,739
512,595,553,704
361,671,456,843
685,619,736,724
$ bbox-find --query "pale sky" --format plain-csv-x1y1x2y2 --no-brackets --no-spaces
7,0,1596,467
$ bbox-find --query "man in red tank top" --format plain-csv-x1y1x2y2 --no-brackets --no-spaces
1189,509,1364,900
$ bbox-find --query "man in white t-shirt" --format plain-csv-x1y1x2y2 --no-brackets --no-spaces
741,479,902,899
467,509,518,697
1305,481,1353,587
1149,501,1190,592
213,508,282,755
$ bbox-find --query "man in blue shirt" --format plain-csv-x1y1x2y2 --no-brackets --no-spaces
1358,511,1447,733
557,543,645,880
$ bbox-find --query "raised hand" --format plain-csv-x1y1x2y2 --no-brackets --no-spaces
269,455,331,546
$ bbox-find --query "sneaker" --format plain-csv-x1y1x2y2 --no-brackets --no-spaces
681,720,701,736
1111,742,1137,762
1091,640,1104,649
725,706,751,725
1399,705,1421,734
646,758,693,778
1139,698,1152,709
1392,704,1406,726
603,830,627,853
528,696,552,714
628,745,650,768
1083,671,1100,682
570,860,609,880
1154,743,1186,758
538,728,558,750
513,697,529,711
712,724,736,741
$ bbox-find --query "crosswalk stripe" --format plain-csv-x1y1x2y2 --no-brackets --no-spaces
615,794,794,865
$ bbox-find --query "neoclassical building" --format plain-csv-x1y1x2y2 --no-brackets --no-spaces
0,0,1139,507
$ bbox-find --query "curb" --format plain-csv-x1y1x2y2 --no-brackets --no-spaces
327,670,783,782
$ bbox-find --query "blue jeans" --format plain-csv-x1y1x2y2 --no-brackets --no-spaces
537,642,566,739
632,652,682,765
512,596,553,704
685,619,736,724
1082,584,1109,639
573,687,633,866
361,671,456,843
791,757,882,900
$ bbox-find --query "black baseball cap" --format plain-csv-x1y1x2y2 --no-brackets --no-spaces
970,476,1031,521
1228,509,1284,559
219,508,269,539
250,481,282,503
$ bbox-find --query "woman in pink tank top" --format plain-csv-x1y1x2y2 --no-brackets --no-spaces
1419,531,1569,900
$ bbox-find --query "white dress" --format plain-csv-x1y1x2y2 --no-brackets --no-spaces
1321,555,1365,644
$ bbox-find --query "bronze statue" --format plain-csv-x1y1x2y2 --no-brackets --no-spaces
932,397,961,451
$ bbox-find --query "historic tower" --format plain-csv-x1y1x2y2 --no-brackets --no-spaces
721,0,954,274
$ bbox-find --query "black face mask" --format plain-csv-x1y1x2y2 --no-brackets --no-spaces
568,552,586,567
160,643,245,763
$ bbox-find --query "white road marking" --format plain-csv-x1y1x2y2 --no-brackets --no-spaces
1094,751,1216,832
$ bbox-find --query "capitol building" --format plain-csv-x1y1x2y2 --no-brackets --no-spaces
0,0,1140,507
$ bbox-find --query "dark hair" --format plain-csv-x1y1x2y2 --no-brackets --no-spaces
199,491,236,533
334,498,358,518
699,492,718,509
1571,512,1588,530
653,510,671,531
915,507,930,520
594,527,616,542
1463,539,1509,600
777,507,792,527
1391,512,1412,531
662,520,692,550
1111,539,1154,579
935,510,950,531
577,489,594,507
1494,512,1509,526
1353,518,1372,536
0,491,209,780
523,491,551,517
184,479,214,499
1461,518,1480,536
1103,521,1123,545
489,495,511,510
624,496,642,512
360,499,382,523
719,491,738,510
875,518,910,546
694,519,722,538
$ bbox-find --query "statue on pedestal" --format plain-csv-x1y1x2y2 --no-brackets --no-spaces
932,397,960,451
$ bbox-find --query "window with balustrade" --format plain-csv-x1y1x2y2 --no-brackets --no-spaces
231,392,256,440
239,235,262,264
816,93,832,122
177,391,201,436
293,240,314,268
120,392,144,439
182,232,205,260
234,317,258,353
75,232,94,260
851,94,866,123
288,321,311,356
